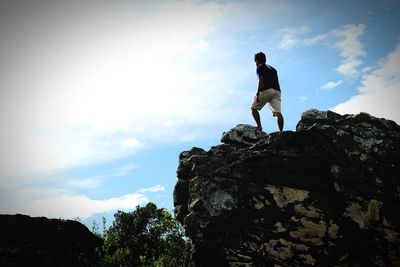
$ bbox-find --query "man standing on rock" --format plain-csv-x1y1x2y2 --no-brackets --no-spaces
251,52,284,132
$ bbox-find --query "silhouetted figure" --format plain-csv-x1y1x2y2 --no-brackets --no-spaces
251,52,284,132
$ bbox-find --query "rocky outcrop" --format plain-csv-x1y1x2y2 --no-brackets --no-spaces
0,214,102,266
174,109,400,266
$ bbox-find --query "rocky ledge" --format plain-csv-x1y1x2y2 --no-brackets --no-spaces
0,214,102,267
174,109,400,267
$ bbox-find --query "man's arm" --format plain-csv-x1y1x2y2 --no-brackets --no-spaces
257,76,264,93
256,76,264,102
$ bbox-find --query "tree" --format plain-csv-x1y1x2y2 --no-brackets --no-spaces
99,202,190,267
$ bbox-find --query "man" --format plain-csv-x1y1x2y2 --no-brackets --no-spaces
251,52,284,132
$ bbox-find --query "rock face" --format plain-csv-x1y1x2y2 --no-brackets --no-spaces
0,214,102,266
174,109,400,267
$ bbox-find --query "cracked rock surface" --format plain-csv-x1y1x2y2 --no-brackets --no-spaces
174,109,400,267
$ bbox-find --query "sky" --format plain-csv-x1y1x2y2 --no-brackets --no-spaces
0,0,399,228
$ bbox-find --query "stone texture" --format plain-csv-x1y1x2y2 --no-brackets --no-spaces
174,109,400,267
0,214,102,266
221,124,268,146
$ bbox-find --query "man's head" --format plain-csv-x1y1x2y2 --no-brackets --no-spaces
254,52,266,65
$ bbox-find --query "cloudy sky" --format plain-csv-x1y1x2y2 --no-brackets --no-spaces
1,0,399,226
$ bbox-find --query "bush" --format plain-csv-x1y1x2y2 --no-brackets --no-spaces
98,202,191,267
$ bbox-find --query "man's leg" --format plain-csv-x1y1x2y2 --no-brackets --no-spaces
269,90,283,132
274,112,284,132
252,108,262,130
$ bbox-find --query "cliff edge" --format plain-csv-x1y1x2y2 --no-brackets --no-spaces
174,109,400,266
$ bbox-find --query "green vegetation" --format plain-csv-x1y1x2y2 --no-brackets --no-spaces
94,202,191,267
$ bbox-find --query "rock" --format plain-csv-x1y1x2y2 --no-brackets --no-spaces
174,109,400,267
0,214,102,267
221,124,268,146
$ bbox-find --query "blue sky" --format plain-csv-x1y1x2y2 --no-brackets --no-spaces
0,0,399,228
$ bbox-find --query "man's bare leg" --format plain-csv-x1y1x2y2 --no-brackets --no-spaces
251,108,262,130
274,112,284,132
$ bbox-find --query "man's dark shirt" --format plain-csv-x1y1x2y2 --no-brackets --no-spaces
256,64,281,92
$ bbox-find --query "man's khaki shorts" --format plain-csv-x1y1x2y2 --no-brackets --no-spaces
251,89,281,113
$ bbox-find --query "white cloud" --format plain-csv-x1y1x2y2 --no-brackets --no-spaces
111,163,138,177
299,96,308,102
333,24,366,77
0,129,146,178
332,43,400,123
0,181,168,219
121,138,144,150
279,24,366,78
277,26,328,49
320,80,343,90
0,0,245,178
278,26,309,49
15,193,148,219
66,176,103,189
137,184,165,193
0,0,297,180
303,33,328,46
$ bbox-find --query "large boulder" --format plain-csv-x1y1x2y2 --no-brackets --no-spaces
0,214,102,266
174,109,400,266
